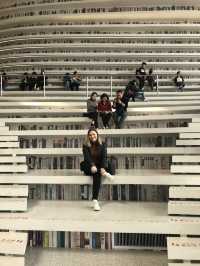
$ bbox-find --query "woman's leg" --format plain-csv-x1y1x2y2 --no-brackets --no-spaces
105,113,112,127
92,172,101,200
82,164,101,200
87,112,98,128
100,113,107,128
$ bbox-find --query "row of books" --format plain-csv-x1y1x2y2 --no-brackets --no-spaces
29,184,168,202
27,155,170,170
19,135,176,149
9,120,187,132
28,231,168,249
12,124,83,131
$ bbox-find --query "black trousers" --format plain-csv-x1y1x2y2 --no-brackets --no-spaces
99,112,112,128
87,112,98,128
82,165,102,200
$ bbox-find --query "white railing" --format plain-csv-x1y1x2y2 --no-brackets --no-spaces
0,72,185,97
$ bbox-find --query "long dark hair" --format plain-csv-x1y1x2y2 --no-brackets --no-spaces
90,92,98,100
84,128,102,147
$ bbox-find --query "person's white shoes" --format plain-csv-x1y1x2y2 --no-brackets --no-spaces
93,200,101,211
103,172,114,182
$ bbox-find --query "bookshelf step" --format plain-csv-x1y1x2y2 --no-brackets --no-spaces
0,256,24,266
167,237,200,261
0,185,28,197
1,95,200,102
1,147,200,156
0,200,198,235
169,186,200,199
0,105,200,116
0,113,197,125
0,165,28,173
168,201,200,216
1,169,200,185
0,156,26,163
2,100,200,108
176,139,200,146
0,136,18,142
1,127,196,137
25,248,167,266
0,142,19,148
172,155,200,163
0,232,27,256
171,165,200,173
0,198,27,211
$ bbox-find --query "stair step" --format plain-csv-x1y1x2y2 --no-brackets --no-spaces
171,165,200,173
176,139,200,146
0,156,26,163
0,185,28,197
25,248,167,266
0,136,18,142
0,142,19,148
0,256,25,266
0,232,27,255
169,264,200,266
0,165,28,173
172,156,200,163
168,237,200,261
179,132,200,139
0,198,27,211
168,201,200,216
169,187,200,199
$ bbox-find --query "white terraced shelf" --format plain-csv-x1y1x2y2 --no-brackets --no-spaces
2,0,200,266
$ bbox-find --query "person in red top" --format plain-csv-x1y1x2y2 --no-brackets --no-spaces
97,93,112,128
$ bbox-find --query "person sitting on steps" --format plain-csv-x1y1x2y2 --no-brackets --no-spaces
80,128,114,211
112,90,128,129
86,92,99,129
97,93,112,129
174,71,185,92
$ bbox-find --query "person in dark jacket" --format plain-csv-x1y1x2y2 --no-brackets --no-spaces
36,69,48,91
86,92,98,128
174,71,185,92
29,71,37,90
97,93,112,128
81,128,113,211
137,62,147,90
112,90,128,129
71,71,81,91
63,72,72,90
147,68,157,91
2,71,8,90
20,72,29,91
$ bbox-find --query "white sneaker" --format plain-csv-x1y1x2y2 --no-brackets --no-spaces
103,172,114,182
93,200,101,211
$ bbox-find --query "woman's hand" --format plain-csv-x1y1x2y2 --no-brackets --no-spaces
91,165,97,174
100,168,106,176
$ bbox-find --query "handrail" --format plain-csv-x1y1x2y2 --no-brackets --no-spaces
43,73,46,97
0,72,191,97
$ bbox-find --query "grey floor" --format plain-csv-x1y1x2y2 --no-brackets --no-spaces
26,248,168,266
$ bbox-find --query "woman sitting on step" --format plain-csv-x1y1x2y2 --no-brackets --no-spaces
80,128,114,211
97,93,112,129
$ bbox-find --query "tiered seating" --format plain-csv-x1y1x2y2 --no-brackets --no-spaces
168,119,200,265
0,127,28,212
2,0,200,264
